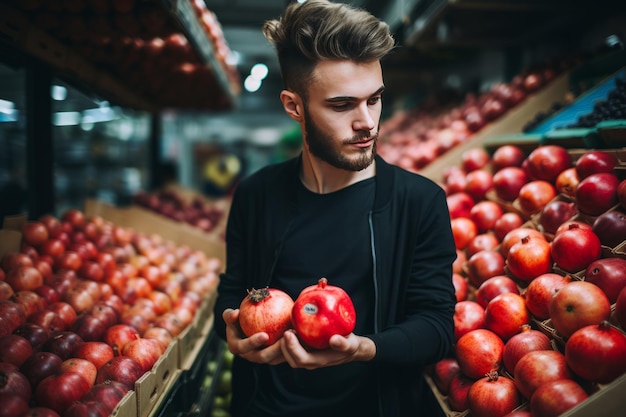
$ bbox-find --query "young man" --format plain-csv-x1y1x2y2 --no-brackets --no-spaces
213,1,457,416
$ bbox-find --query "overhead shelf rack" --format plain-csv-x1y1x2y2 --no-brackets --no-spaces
401,0,618,49
0,0,240,112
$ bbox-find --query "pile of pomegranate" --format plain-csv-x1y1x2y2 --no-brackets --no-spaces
0,209,222,417
8,0,240,110
132,189,226,236
430,144,626,417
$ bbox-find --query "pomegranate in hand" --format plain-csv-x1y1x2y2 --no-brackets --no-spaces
292,278,356,349
239,287,294,346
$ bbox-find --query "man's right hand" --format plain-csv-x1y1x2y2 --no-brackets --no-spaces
222,308,287,365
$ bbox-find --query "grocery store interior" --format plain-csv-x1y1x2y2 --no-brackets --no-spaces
0,0,625,416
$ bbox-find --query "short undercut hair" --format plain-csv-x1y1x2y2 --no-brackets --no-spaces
262,0,395,98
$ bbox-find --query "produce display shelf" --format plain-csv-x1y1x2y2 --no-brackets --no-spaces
530,68,625,134
172,0,237,108
0,2,158,112
419,71,570,181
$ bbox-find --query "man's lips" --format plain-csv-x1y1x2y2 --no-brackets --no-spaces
349,138,375,148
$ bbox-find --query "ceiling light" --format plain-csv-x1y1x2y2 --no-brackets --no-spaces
244,75,262,92
251,63,269,80
51,85,67,101
53,111,81,126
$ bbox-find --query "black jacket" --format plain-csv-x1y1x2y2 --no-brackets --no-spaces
213,154,457,417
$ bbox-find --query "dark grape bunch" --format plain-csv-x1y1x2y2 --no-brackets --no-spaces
567,75,626,128
522,101,566,133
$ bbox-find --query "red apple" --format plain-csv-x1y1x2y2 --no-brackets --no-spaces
431,357,460,395
27,309,66,333
466,250,506,288
523,73,543,92
493,212,523,242
453,300,486,341
464,169,493,202
81,380,128,412
35,372,91,414
74,341,116,370
475,275,519,309
5,266,43,292
72,315,108,342
484,292,530,341
104,324,140,355
514,349,572,400
524,273,571,320
517,180,556,214
41,331,85,360
550,224,601,273
19,351,62,388
60,358,97,387
0,300,26,337
538,200,577,235
575,150,618,179
450,217,478,250
455,329,504,379
565,320,626,384
46,302,78,330
493,167,529,202
576,172,619,216
461,147,490,172
21,221,49,247
491,145,526,171
0,393,29,417
549,281,611,339
121,338,164,373
530,379,588,417
470,201,503,233
448,372,474,411
584,257,626,303
555,167,579,198
592,210,626,248
62,400,110,417
481,97,506,121
95,356,144,392
466,233,499,257
503,325,552,374
13,322,51,349
446,192,475,219
525,145,571,183
452,273,468,302
443,166,467,195
0,334,33,367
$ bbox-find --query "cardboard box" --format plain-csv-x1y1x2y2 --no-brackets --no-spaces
110,390,138,417
179,315,215,371
135,341,180,417
0,230,21,259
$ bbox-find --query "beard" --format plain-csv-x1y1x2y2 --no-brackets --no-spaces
303,107,377,172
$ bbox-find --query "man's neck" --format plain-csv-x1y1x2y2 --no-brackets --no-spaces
300,152,376,194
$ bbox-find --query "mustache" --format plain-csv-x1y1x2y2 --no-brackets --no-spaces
345,131,378,144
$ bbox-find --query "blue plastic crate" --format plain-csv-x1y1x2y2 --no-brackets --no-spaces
530,68,626,134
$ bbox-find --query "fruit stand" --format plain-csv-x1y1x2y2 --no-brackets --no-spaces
1,1,626,417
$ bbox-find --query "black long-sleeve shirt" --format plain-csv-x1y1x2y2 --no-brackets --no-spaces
214,154,457,417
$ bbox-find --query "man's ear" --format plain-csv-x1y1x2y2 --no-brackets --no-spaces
280,90,303,122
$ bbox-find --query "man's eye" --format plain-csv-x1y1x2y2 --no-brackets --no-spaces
368,97,381,105
332,103,352,111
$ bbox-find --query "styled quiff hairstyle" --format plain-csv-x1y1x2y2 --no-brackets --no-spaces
262,0,394,98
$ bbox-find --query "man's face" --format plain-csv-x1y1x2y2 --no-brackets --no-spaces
301,60,384,172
